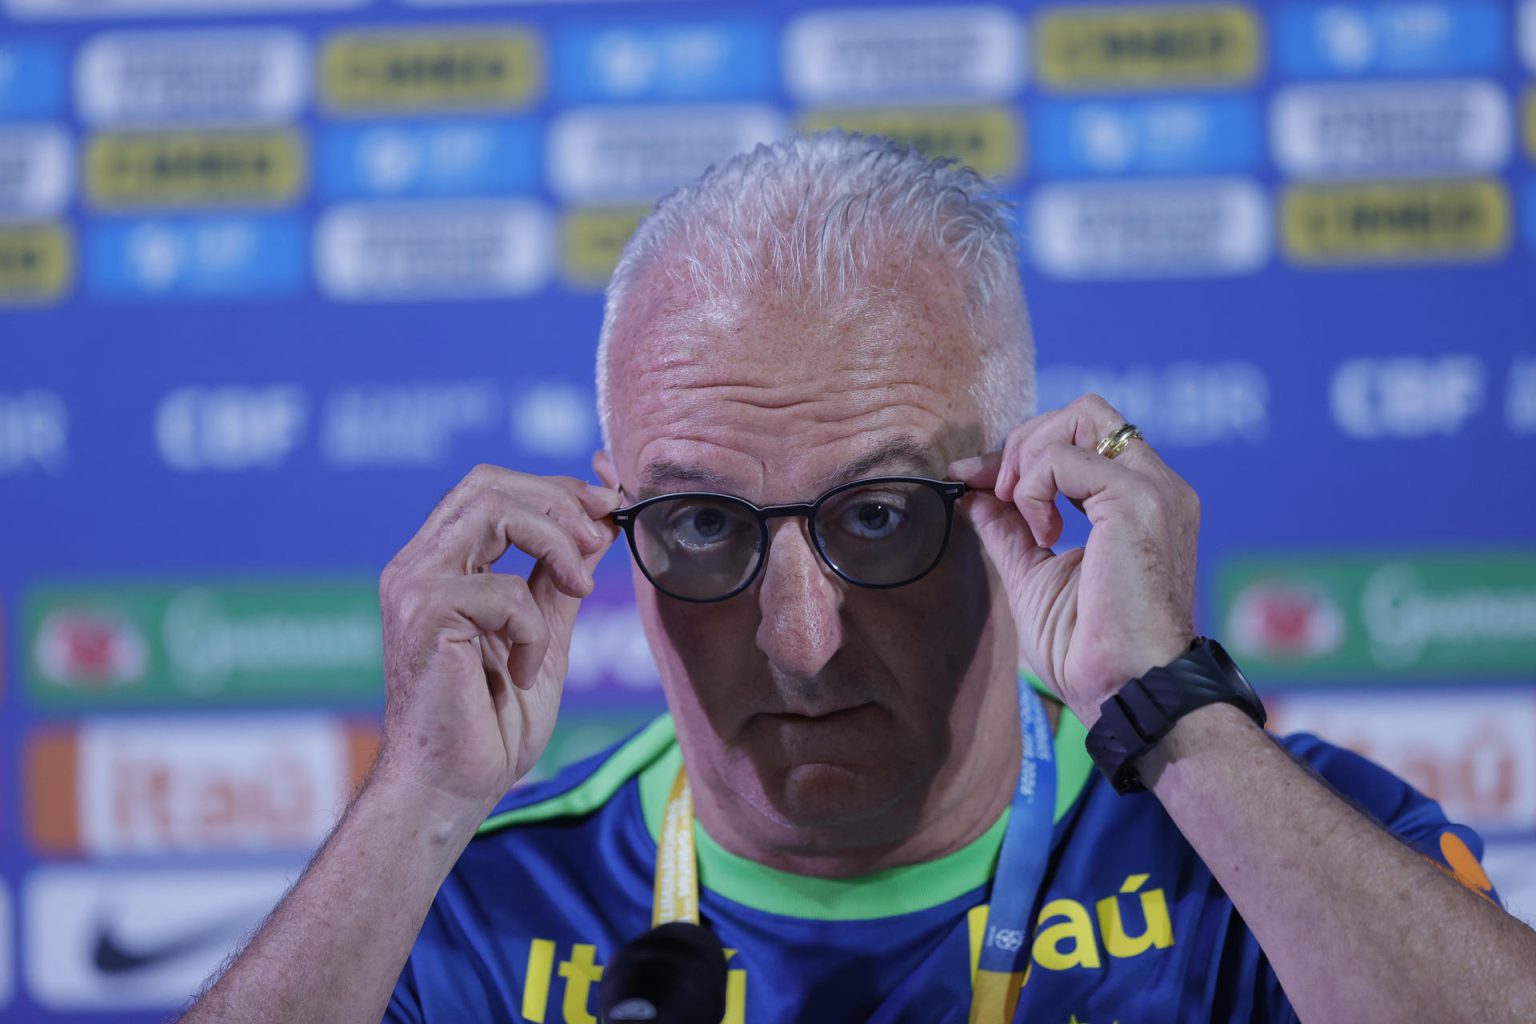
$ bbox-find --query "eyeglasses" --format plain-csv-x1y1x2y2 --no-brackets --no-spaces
610,476,968,603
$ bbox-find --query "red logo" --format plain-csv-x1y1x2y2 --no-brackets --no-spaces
1228,581,1344,659
36,609,147,688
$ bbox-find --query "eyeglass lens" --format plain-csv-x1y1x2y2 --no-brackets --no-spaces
629,480,951,601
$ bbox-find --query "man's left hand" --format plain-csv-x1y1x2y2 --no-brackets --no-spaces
948,394,1198,726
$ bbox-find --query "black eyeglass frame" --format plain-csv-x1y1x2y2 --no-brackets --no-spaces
610,475,969,604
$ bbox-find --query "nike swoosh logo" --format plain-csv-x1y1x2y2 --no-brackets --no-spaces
93,908,259,975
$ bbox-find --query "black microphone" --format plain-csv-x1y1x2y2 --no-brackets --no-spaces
598,921,728,1023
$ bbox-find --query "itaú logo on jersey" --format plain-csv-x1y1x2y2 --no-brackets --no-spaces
520,940,746,1024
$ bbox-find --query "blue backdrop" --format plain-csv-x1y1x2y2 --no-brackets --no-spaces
2,0,1534,1019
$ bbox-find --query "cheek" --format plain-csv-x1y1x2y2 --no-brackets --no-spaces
636,570,764,709
847,521,995,680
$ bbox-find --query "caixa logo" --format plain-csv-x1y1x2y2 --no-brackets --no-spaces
154,385,307,472
987,927,1025,952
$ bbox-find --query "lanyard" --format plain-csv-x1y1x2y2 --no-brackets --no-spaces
653,681,1056,1024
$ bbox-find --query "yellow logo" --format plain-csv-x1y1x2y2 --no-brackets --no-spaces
967,872,1175,980
86,131,304,208
0,225,72,303
1283,179,1509,265
1437,832,1496,899
1036,4,1261,89
798,107,1024,180
521,939,747,1024
321,28,542,112
562,207,647,289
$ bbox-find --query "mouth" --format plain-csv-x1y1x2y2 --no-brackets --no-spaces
759,702,874,724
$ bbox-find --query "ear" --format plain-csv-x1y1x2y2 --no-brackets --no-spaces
593,449,620,490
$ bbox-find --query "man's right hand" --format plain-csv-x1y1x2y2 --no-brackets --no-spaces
372,465,622,821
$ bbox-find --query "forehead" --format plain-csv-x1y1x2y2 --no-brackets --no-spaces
606,270,985,498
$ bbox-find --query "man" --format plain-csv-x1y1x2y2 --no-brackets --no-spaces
182,133,1536,1023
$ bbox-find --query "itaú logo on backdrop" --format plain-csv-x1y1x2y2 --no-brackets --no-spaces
27,716,377,856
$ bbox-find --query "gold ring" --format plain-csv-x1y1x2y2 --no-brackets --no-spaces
1096,423,1144,460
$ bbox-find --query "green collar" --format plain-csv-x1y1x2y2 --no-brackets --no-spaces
636,676,1092,921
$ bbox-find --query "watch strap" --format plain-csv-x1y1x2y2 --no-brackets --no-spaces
1085,638,1265,795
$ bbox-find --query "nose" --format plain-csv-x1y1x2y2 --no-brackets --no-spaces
755,518,845,677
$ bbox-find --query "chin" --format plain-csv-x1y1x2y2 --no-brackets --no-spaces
753,758,926,835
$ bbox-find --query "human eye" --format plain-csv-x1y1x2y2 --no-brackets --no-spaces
663,502,747,550
831,493,908,541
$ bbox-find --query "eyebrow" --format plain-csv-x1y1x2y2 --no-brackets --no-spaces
637,459,736,496
819,436,940,490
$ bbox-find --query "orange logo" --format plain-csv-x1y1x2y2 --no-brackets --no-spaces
1436,831,1495,898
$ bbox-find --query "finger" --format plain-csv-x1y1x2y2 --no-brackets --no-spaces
564,478,623,520
465,575,552,692
947,449,1004,487
1013,441,1156,546
420,573,552,691
957,491,1055,592
402,469,601,586
1036,394,1158,469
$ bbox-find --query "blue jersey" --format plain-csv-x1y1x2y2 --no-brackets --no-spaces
386,703,1496,1023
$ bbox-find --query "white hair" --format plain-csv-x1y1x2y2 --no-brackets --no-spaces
596,131,1035,450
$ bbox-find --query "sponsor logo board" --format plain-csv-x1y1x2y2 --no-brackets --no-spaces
320,380,503,467
321,27,542,112
1219,551,1536,679
509,384,598,460
784,6,1026,104
1282,179,1508,264
1275,2,1504,77
1035,4,1260,90
24,579,384,706
316,200,551,301
1028,178,1268,278
77,29,307,126
561,206,645,287
85,130,305,209
1034,95,1259,176
156,385,308,471
27,716,378,855
1509,356,1536,436
6,0,363,16
318,118,538,199
0,126,72,221
548,105,784,204
0,41,65,118
89,215,305,299
1272,80,1510,179
1525,1,1536,74
24,867,295,1009
798,106,1023,180
1268,692,1536,834
1036,361,1268,446
0,223,72,303
1330,355,1483,439
554,20,775,103
0,389,67,475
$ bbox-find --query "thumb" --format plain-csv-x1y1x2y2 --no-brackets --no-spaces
962,492,1051,584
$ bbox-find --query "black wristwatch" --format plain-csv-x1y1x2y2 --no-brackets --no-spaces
1084,637,1266,795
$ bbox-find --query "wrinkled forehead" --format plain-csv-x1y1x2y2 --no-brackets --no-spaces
604,274,987,497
